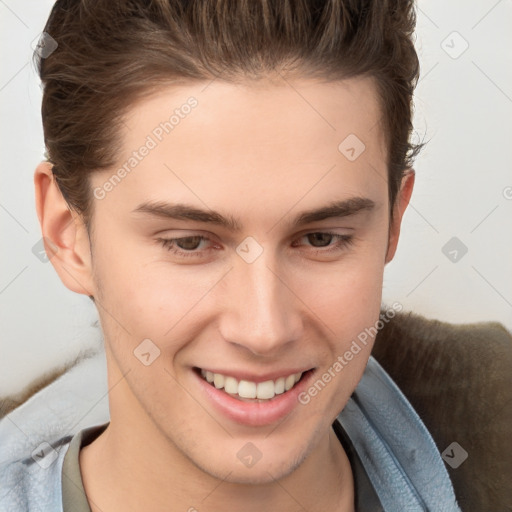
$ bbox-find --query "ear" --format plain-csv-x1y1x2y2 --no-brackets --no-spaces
34,161,95,296
385,169,415,263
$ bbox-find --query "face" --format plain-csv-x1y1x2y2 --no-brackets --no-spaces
57,76,410,484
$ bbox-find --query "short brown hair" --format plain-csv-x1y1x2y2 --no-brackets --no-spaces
36,0,424,229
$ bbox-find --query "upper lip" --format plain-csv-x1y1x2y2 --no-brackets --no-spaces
195,366,314,383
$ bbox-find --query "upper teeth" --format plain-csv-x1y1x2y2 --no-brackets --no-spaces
200,369,303,400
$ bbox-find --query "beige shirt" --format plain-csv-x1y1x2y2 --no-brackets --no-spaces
61,422,108,512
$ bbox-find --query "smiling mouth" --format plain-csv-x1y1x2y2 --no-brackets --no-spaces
195,367,312,402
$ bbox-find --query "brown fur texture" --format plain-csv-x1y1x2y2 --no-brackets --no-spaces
1,312,510,510
0,347,97,420
372,309,512,512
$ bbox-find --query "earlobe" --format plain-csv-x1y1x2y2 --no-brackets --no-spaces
385,169,415,264
34,161,95,296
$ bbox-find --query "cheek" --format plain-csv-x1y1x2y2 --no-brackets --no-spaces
92,227,179,319
296,261,385,422
91,236,224,363
297,242,386,401
303,241,386,329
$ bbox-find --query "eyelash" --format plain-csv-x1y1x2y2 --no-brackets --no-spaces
156,232,354,259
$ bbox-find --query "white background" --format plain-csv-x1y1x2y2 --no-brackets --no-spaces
1,0,511,396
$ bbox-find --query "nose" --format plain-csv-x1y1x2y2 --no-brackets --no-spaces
218,249,303,357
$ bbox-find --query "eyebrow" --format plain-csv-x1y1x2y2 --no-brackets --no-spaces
132,197,376,232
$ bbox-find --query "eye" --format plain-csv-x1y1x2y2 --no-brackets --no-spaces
157,235,213,258
168,236,204,251
292,232,354,254
301,232,341,247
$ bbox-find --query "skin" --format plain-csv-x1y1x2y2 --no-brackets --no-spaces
34,75,414,512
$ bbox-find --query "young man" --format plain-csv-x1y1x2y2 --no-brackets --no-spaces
0,1,466,510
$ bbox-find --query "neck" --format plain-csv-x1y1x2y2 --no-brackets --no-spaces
79,418,354,512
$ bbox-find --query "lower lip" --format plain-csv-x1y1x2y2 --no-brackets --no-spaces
194,369,315,427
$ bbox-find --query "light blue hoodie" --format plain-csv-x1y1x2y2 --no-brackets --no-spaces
0,346,461,511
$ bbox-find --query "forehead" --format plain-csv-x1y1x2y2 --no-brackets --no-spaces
122,75,384,153
90,76,388,228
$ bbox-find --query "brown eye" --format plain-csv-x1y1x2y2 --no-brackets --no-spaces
157,235,213,258
174,236,204,250
291,232,354,259
306,232,335,248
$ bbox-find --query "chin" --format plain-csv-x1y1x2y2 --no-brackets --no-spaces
209,461,302,486
190,441,310,486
